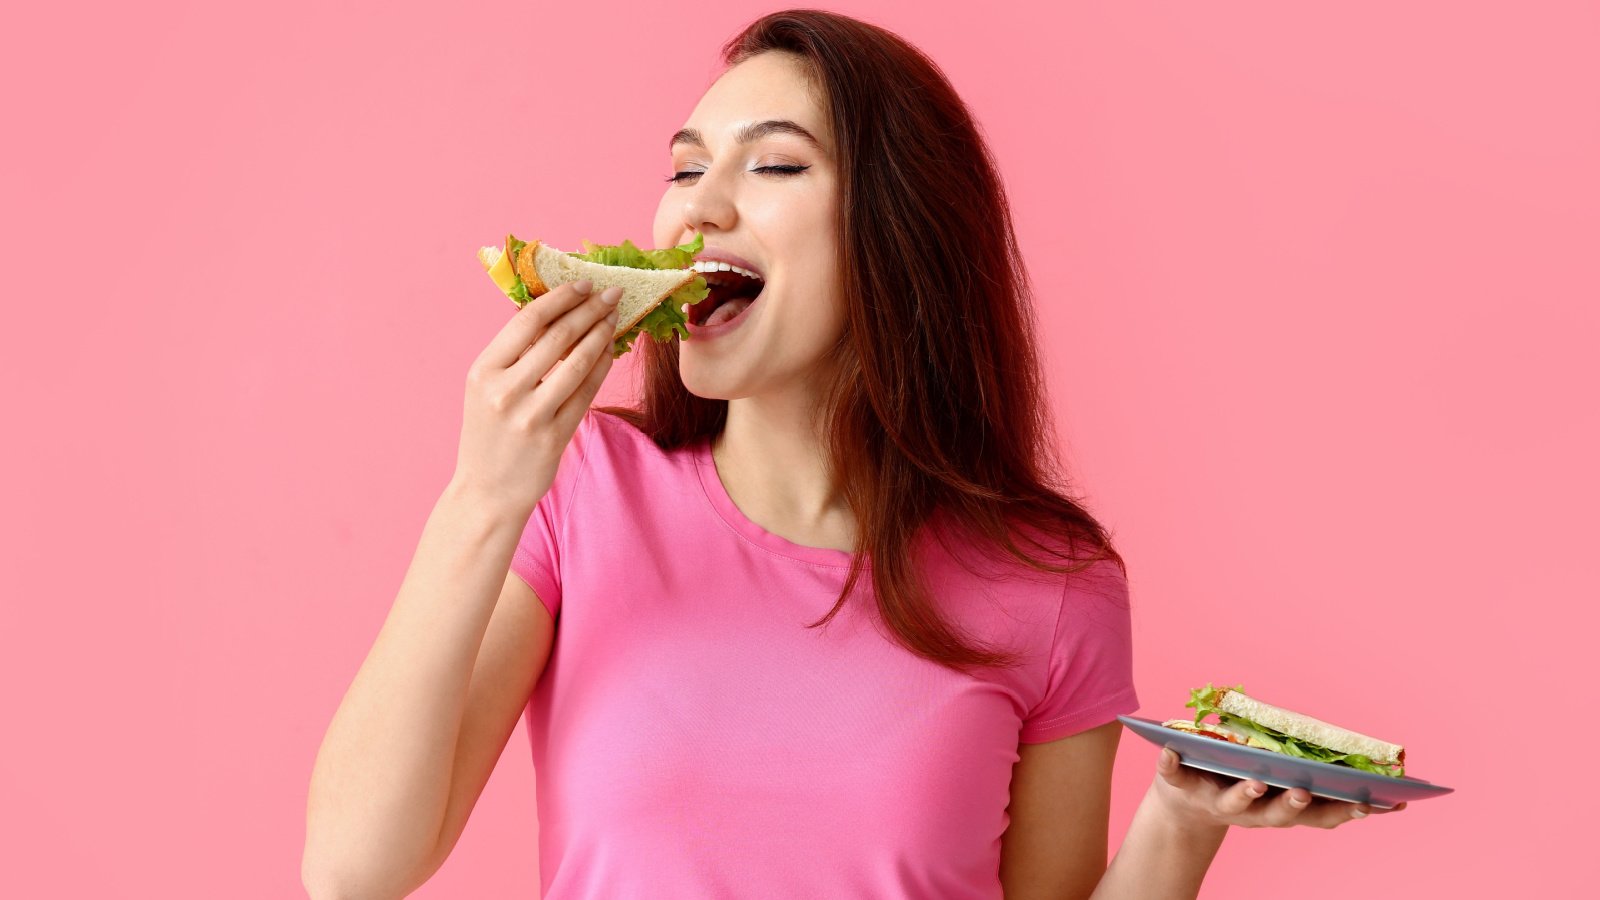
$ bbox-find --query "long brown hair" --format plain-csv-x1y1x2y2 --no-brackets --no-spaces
599,8,1124,673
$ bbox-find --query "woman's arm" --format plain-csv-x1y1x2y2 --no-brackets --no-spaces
1000,721,1121,899
302,481,536,899
1089,763,1229,899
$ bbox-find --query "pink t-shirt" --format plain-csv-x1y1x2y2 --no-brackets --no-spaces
511,409,1139,899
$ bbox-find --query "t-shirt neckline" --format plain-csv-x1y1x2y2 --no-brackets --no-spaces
693,433,865,569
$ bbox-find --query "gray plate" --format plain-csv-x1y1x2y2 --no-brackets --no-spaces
1117,716,1454,809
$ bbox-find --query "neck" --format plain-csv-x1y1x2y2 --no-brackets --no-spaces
713,379,854,547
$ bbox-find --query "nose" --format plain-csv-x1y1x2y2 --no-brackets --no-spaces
680,168,737,238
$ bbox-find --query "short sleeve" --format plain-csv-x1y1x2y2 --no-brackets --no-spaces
509,410,598,620
1018,557,1140,744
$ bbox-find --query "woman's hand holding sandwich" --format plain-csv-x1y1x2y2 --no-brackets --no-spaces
450,279,621,519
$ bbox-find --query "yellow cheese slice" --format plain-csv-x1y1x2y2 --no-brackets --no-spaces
477,245,519,296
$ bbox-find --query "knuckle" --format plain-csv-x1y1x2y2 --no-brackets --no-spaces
487,388,516,414
526,304,556,331
546,320,578,347
566,349,595,376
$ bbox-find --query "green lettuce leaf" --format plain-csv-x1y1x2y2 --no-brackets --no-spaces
1184,682,1240,727
1186,684,1404,778
1223,714,1405,778
570,233,709,358
500,236,532,305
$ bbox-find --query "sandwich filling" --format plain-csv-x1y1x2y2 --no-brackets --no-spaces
566,234,710,354
480,233,711,357
1162,683,1406,778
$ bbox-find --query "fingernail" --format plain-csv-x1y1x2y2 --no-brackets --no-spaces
573,279,593,294
602,286,622,304
1352,807,1368,818
1245,784,1264,798
1289,795,1308,808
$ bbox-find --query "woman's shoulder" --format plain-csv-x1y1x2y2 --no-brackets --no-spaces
572,407,700,480
582,407,680,454
925,508,1124,585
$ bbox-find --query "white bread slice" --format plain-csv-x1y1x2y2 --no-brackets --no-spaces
512,240,698,340
1217,689,1404,765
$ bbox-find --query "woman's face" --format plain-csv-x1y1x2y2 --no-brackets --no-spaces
653,51,844,401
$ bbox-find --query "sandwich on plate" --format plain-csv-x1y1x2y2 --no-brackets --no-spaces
477,232,710,357
1162,683,1406,778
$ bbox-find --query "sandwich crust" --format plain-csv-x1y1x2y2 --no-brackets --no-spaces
1217,689,1405,765
515,240,698,340
511,238,551,299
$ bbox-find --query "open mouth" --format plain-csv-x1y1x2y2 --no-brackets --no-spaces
689,266,765,328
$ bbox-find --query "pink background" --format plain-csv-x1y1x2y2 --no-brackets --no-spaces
3,1,1594,896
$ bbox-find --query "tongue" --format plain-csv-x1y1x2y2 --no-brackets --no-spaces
704,297,754,327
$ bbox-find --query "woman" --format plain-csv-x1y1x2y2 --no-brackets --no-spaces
304,9,1401,900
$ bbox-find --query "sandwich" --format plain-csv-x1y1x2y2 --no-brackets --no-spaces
477,232,710,358
1161,683,1406,778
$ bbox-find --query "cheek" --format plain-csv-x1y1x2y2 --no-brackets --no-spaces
822,283,849,341
651,194,677,248
760,190,834,244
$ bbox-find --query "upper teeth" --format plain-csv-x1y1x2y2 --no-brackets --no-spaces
691,260,764,280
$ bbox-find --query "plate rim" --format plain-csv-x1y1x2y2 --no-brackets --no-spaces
1115,714,1453,805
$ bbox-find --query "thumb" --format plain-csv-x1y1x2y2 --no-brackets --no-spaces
1157,746,1184,783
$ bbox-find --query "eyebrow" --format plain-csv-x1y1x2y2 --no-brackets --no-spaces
669,119,826,154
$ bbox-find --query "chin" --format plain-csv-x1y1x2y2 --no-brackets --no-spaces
677,359,752,402
676,351,729,399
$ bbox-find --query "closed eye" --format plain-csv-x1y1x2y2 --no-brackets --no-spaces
664,164,810,184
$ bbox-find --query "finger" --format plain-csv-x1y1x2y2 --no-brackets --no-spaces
1154,747,1218,795
518,286,622,380
1273,797,1369,829
1155,747,1186,786
540,308,618,426
1211,775,1270,817
506,285,617,391
552,340,616,434
1258,787,1314,827
484,279,594,369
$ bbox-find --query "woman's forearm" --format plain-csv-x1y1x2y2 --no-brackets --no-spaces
1091,782,1228,900
302,481,528,898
